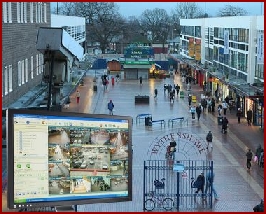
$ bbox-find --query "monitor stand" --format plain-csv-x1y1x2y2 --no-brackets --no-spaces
56,206,77,212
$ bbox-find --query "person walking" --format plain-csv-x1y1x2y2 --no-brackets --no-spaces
206,131,213,150
222,101,228,115
255,144,263,165
188,94,192,106
253,199,264,212
221,117,229,134
236,108,242,123
139,76,142,85
247,109,252,126
196,104,202,120
246,148,253,171
190,105,196,120
107,100,114,115
154,88,158,98
204,171,218,200
194,172,205,197
169,137,177,160
76,90,80,104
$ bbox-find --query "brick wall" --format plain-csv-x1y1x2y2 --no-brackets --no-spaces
2,2,51,108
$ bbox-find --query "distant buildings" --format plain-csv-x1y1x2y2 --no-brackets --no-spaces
178,16,264,127
2,2,51,108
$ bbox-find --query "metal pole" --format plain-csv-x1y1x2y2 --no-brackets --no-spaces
47,51,55,111
56,2,58,14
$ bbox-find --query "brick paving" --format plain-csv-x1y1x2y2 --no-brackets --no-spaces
56,70,264,211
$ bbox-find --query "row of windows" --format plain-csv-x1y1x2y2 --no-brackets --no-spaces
214,28,249,43
2,54,44,96
2,2,47,24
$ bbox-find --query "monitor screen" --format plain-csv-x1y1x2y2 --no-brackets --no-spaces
6,109,132,209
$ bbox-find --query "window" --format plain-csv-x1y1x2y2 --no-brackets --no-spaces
30,3,33,23
25,58,28,83
9,65,13,92
24,2,27,23
38,54,43,73
21,60,25,85
35,3,38,23
3,2,7,23
4,66,8,95
36,54,39,75
44,3,47,23
31,56,34,79
17,2,21,23
20,2,24,23
18,61,22,86
8,2,12,23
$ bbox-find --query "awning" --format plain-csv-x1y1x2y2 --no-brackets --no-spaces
124,64,152,69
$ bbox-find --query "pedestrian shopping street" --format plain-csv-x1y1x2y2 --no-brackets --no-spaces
62,70,264,212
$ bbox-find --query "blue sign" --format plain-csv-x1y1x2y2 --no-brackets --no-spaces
173,163,184,172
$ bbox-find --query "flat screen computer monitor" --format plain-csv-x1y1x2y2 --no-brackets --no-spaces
6,109,132,209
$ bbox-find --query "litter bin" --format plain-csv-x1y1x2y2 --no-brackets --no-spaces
93,85,97,91
217,116,223,125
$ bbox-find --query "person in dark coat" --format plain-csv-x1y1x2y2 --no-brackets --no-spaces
139,76,142,85
196,104,202,120
222,117,228,133
246,148,253,170
194,172,205,196
236,108,242,123
253,199,264,212
247,109,252,126
211,98,215,112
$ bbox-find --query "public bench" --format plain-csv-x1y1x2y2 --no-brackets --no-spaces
135,95,149,104
151,119,165,127
168,117,184,127
136,113,152,124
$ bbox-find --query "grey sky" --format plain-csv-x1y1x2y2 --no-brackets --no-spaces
117,2,264,18
51,2,264,17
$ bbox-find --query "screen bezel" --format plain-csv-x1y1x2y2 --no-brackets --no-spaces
6,108,133,209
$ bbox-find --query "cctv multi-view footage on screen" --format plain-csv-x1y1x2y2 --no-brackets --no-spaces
9,110,132,209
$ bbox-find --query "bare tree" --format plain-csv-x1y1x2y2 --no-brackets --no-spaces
217,5,248,16
140,8,170,45
58,2,125,53
172,2,204,19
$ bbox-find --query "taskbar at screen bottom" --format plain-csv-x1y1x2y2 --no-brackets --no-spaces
14,191,128,204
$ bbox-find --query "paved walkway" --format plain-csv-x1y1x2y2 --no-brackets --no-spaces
63,70,264,212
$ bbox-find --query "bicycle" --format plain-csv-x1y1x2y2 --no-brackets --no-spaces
144,191,174,211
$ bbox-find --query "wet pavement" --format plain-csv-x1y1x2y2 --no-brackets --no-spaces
63,70,264,212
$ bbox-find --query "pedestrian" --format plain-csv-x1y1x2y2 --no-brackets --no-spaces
190,105,196,120
222,100,228,115
247,109,252,126
221,117,229,133
246,148,253,171
236,108,242,123
211,98,216,112
253,199,264,212
196,104,202,120
206,131,213,150
154,88,158,98
169,137,177,160
139,76,142,85
204,171,218,200
115,73,120,82
107,100,114,115
194,172,205,196
217,104,223,116
169,90,174,103
255,145,263,165
76,90,80,104
207,98,212,112
259,149,264,168
201,98,207,112
188,94,192,106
